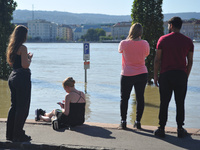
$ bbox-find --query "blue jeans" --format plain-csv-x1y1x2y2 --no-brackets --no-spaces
158,70,188,129
6,68,31,140
120,73,147,122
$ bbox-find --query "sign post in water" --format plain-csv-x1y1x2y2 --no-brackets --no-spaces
83,42,90,93
83,42,90,61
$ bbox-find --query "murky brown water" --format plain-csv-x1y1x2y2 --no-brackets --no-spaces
0,43,199,128
0,80,10,118
0,79,160,126
130,85,160,126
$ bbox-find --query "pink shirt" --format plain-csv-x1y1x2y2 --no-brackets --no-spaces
118,39,150,76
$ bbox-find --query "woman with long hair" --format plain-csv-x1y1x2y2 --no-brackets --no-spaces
118,23,150,129
6,25,33,142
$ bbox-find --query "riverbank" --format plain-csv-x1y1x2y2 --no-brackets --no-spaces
0,118,200,150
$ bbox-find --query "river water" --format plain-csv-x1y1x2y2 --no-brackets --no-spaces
0,43,200,128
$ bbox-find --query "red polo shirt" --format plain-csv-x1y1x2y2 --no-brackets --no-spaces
156,32,194,74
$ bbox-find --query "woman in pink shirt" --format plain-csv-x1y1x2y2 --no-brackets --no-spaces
118,23,150,129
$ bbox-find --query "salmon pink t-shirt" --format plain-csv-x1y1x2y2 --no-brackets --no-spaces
118,40,150,76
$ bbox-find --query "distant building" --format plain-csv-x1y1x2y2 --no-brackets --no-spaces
102,27,112,36
73,27,83,41
28,20,58,41
24,19,200,42
181,21,194,39
13,23,28,27
57,25,73,41
164,20,195,40
111,22,132,40
193,20,200,40
163,21,168,35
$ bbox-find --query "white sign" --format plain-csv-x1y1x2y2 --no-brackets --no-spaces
84,61,90,69
83,43,90,60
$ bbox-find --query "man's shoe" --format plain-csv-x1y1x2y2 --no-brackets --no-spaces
133,121,141,129
177,128,188,138
118,121,127,130
154,127,165,138
13,135,31,142
6,137,12,141
35,109,40,121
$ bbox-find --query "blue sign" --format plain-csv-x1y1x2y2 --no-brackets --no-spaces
83,43,90,60
84,43,89,54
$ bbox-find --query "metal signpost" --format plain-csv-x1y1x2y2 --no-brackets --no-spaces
83,42,90,93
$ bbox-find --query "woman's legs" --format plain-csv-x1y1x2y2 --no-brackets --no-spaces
134,75,147,122
7,70,31,141
6,75,16,140
39,109,56,122
120,76,134,122
13,76,31,140
120,74,147,129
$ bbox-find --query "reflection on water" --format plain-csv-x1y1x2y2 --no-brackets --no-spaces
0,80,10,118
84,93,91,121
130,85,160,126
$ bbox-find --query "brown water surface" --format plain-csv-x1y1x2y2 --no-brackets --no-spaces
130,85,160,126
0,43,199,128
0,80,10,118
0,79,160,126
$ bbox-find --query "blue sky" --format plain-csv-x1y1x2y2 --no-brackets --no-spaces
15,0,200,15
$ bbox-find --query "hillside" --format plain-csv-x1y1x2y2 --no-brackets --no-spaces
12,10,200,24
164,12,200,21
13,10,132,24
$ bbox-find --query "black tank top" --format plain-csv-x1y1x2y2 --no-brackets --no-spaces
68,91,86,126
68,103,86,126
13,55,22,69
58,91,86,126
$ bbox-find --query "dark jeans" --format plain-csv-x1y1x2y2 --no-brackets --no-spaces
158,70,188,129
6,68,31,140
120,73,147,122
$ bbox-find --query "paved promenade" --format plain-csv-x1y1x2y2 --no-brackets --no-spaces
0,118,200,150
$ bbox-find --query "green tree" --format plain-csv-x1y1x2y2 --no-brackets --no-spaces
82,28,106,41
0,0,17,80
96,28,106,38
84,29,98,41
120,35,125,40
99,35,113,41
189,18,198,22
131,0,164,84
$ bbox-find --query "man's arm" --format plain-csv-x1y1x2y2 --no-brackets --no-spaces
154,49,162,87
186,51,193,78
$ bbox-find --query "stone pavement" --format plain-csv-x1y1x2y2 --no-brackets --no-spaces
0,118,200,150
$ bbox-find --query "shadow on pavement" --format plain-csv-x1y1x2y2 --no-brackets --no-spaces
127,127,200,150
159,134,200,150
125,127,155,138
72,124,116,139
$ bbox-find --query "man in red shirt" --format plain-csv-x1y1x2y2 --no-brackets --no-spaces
154,17,194,138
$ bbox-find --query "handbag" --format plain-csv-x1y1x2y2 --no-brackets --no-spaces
51,116,59,130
